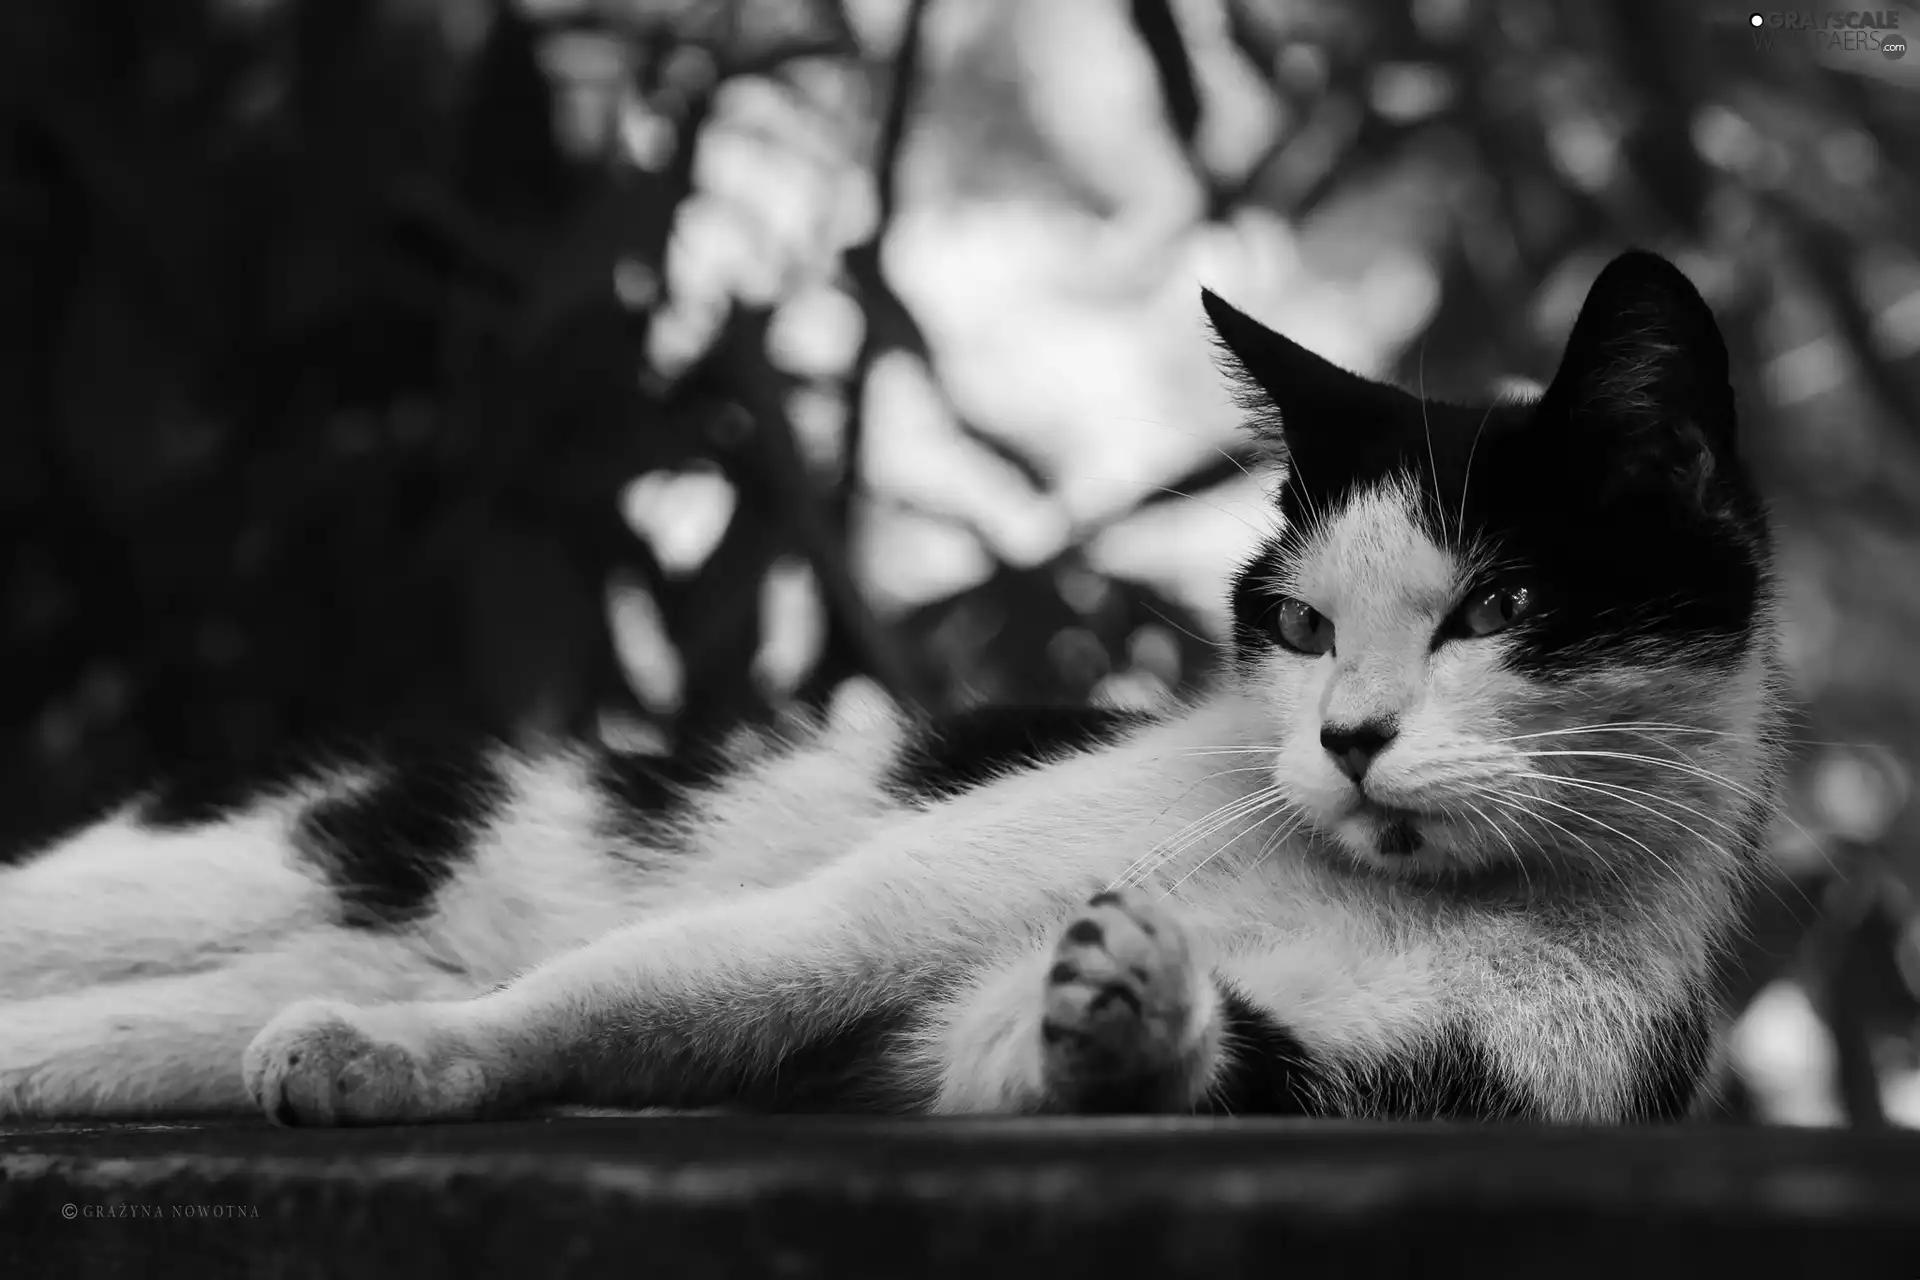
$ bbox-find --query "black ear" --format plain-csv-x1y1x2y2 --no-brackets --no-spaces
1536,251,1740,505
1201,288,1417,474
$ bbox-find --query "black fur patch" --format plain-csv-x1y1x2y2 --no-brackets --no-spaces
1624,993,1716,1122
590,746,725,854
589,724,815,855
1205,982,1533,1119
882,706,1155,804
1212,251,1771,679
292,741,510,930
1203,982,1318,1115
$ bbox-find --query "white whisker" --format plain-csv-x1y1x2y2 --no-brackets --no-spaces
1516,772,1732,867
1110,785,1288,888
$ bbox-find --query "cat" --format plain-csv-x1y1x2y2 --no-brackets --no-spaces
0,248,1787,1125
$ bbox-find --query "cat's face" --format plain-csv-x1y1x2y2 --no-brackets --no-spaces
1211,252,1780,884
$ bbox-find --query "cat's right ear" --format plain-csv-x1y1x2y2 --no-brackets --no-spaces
1201,288,1412,465
1532,250,1753,526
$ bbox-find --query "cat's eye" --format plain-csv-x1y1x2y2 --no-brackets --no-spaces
1269,597,1335,655
1455,585,1534,638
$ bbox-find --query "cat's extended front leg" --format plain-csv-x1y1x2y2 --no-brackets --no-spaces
242,839,1096,1124
243,896,857,1122
244,885,1223,1124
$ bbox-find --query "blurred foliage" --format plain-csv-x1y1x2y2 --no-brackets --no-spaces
3,0,1919,1122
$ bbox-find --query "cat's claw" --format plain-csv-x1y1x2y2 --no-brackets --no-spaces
242,999,485,1126
1040,886,1214,1111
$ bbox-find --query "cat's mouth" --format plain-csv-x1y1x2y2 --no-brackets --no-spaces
1349,800,1427,856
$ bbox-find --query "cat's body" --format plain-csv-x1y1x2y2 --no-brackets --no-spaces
0,250,1787,1125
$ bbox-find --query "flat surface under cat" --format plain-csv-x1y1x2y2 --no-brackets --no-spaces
0,249,1789,1125
9,1119,1920,1278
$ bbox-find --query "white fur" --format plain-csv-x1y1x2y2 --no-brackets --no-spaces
0,805,333,1002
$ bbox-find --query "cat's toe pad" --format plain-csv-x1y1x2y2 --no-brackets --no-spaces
242,1000,483,1127
1041,887,1211,1109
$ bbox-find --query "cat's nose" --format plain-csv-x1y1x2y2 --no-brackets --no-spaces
1320,721,1397,782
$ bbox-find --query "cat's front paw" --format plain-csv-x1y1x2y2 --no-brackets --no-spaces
1040,887,1217,1111
242,999,487,1127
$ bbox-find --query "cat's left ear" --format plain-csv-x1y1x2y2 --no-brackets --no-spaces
1536,250,1741,507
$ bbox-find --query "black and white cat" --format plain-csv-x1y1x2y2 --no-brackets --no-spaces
0,249,1786,1125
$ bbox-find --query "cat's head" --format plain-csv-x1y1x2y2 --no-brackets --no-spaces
1208,250,1782,888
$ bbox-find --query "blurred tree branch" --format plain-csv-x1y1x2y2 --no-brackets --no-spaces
1129,0,1201,148
837,0,1046,509
705,306,935,713
838,0,932,523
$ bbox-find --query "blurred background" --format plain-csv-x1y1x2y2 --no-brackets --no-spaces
1,0,1917,1126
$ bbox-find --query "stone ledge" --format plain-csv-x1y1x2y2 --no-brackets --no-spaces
5,1118,1920,1277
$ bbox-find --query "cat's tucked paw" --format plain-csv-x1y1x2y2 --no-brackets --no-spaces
242,1000,486,1127
1041,887,1215,1111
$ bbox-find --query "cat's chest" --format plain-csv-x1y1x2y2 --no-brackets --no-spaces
1168,845,1434,949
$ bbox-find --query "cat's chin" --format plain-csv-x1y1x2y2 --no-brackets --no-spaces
1330,800,1427,857
1324,803,1498,884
